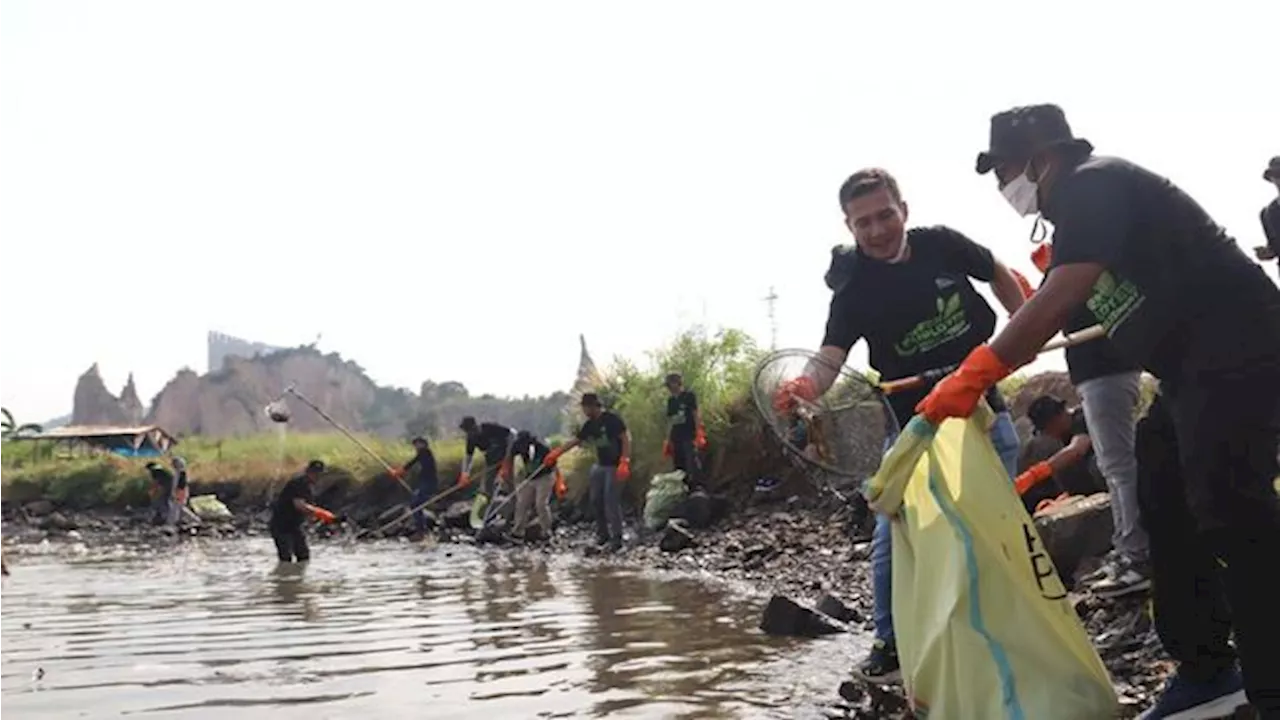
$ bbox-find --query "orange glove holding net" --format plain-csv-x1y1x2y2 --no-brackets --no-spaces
772,376,818,413
616,457,631,482
389,467,406,481
553,469,567,499
662,440,673,459
311,507,337,524
694,426,708,450
457,472,471,488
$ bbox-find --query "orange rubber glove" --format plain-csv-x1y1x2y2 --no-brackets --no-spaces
457,471,471,487
544,446,565,466
553,469,567,499
389,467,406,481
694,426,708,451
1010,268,1035,301
662,440,673,459
175,487,189,505
914,345,1012,424
773,376,818,413
1014,460,1054,496
311,507,337,524
498,458,513,481
1031,243,1052,274
616,457,631,482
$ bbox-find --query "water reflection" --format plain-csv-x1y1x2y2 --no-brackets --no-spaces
0,542,854,719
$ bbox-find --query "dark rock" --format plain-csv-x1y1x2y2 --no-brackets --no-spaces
674,491,712,529
837,680,865,703
442,501,472,529
815,593,862,624
659,521,694,553
759,594,845,637
742,543,776,563
45,512,78,531
24,500,55,517
1033,493,1114,582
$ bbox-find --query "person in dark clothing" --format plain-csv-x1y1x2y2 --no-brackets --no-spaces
146,461,176,525
505,429,557,539
544,393,631,552
771,166,1028,685
1017,395,1106,512
459,417,516,527
1253,157,1280,277
270,460,337,562
917,103,1280,718
663,373,706,488
390,437,439,535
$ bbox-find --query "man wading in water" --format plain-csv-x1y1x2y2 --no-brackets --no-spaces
918,103,1280,719
458,417,517,528
774,167,1028,684
270,460,337,563
663,373,707,490
390,437,439,537
544,393,631,552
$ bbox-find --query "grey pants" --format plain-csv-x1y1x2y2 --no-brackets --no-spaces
588,465,623,543
513,474,554,534
1078,371,1150,561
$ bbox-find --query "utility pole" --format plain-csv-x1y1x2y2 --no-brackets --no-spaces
763,286,779,350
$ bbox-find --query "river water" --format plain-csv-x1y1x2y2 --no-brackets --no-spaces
1,540,861,719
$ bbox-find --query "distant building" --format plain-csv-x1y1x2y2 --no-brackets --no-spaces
207,331,286,373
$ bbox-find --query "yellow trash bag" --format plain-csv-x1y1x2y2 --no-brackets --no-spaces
863,404,1117,719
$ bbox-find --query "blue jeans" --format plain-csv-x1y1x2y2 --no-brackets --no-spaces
412,482,438,532
871,411,1020,643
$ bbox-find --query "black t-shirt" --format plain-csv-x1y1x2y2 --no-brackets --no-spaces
1063,296,1140,384
822,226,1006,426
405,447,438,489
466,422,514,462
149,466,174,494
271,475,314,529
666,391,698,441
1046,155,1280,382
576,411,628,467
512,430,553,479
1262,198,1280,258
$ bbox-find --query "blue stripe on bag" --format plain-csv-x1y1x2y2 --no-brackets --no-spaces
926,460,1025,720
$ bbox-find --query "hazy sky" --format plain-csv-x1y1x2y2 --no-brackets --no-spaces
2,1,1276,422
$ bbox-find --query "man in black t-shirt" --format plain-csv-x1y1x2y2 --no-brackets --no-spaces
1253,157,1280,278
773,167,1028,685
389,437,439,534
269,460,337,562
459,417,516,528
920,103,1280,718
663,373,706,488
1017,395,1105,513
504,429,557,539
544,393,631,552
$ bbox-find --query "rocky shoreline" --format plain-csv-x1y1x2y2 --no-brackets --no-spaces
1,493,1180,719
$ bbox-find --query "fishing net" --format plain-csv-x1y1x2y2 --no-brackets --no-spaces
751,349,899,493
265,399,292,424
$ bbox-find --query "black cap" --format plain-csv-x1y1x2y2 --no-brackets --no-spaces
458,416,477,432
305,459,326,474
975,104,1094,175
411,436,428,446
1265,156,1280,182
1027,395,1068,433
580,392,602,408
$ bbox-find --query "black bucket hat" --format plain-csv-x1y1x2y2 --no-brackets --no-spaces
1264,156,1280,182
975,104,1094,175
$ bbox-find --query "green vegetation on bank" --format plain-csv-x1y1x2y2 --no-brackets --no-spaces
2,326,1149,510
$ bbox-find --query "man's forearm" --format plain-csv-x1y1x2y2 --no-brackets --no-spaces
991,261,1027,315
804,346,849,395
989,263,1103,368
621,433,632,459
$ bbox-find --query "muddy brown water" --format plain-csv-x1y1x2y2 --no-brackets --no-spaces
1,540,863,719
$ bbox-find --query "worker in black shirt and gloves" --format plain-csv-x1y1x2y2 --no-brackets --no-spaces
663,373,707,489
270,460,337,562
458,417,516,528
919,103,1280,719
504,429,558,540
389,437,439,536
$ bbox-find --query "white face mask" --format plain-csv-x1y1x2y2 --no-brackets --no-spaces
1001,166,1040,217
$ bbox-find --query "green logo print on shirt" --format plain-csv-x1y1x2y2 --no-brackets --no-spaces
1086,270,1144,332
895,292,971,357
